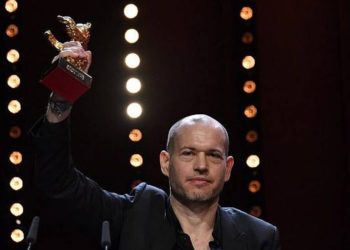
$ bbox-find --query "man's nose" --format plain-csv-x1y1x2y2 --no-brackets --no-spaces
194,152,208,172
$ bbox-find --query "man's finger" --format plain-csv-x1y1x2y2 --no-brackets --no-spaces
62,41,82,48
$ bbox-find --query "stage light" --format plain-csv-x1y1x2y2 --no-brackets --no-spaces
7,49,20,63
6,24,19,38
7,74,21,88
241,32,253,44
127,102,142,118
16,220,21,225
5,0,18,13
126,77,141,93
10,177,23,191
244,105,257,118
240,7,253,20
129,129,142,142
246,130,258,143
243,80,256,94
125,29,139,43
10,203,23,216
8,100,21,114
124,4,138,19
242,55,255,69
249,206,262,217
9,126,21,138
125,53,140,68
246,154,260,168
9,151,22,165
11,229,24,243
248,180,261,193
130,154,143,167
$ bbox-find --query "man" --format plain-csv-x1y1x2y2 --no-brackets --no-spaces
31,42,280,249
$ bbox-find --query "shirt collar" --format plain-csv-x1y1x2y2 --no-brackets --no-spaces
166,198,222,247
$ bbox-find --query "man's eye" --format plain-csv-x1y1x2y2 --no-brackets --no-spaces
209,153,222,159
182,151,193,156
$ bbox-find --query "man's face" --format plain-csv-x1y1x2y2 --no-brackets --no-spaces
160,122,234,204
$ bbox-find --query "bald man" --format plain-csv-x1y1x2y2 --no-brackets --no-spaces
31,42,280,250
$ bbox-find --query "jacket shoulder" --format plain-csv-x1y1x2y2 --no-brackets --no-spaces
220,206,278,235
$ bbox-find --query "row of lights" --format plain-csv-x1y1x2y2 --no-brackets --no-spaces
3,0,26,244
237,3,264,218
123,3,144,171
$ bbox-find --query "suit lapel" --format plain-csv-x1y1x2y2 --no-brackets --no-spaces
219,207,248,250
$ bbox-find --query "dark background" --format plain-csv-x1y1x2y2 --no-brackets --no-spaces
1,0,349,249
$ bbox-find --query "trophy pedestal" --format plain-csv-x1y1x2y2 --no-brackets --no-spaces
40,58,92,103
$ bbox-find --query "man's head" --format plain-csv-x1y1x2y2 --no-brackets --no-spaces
160,114,234,205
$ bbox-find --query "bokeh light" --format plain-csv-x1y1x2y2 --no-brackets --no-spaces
124,4,138,19
7,49,20,63
125,29,139,43
7,74,21,88
244,105,257,118
6,24,19,37
242,55,255,69
240,7,253,20
130,154,143,167
8,100,21,114
249,206,262,217
10,203,23,216
248,180,261,193
125,53,140,68
11,229,24,243
126,102,142,118
241,32,253,44
9,126,21,138
246,155,260,168
9,151,22,165
5,0,18,13
10,177,23,191
243,80,256,94
246,130,258,143
126,77,141,93
129,129,142,142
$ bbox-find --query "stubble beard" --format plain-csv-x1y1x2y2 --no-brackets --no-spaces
168,164,224,204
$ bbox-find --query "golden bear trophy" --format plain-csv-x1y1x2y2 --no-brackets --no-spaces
40,15,92,103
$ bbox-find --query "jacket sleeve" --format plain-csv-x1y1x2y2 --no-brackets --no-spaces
30,116,130,244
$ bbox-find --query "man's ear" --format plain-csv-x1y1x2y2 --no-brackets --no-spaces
224,156,234,182
160,150,170,177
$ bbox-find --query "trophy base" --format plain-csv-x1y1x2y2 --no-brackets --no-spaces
40,58,92,103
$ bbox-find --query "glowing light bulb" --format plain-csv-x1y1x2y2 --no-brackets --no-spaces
5,0,18,13
126,102,142,118
130,154,143,167
240,7,253,20
126,77,141,93
124,4,138,19
7,49,20,63
242,55,255,69
246,155,260,168
9,151,22,165
125,53,141,68
8,100,21,114
125,29,139,43
129,129,142,142
10,177,23,191
11,229,24,243
7,74,21,88
10,203,23,216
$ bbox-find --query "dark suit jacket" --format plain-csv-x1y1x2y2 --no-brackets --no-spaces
31,117,280,250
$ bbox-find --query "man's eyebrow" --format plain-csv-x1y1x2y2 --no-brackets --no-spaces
179,146,195,151
207,149,224,154
178,147,224,153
